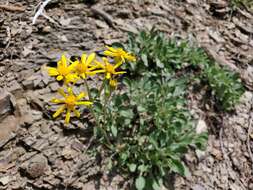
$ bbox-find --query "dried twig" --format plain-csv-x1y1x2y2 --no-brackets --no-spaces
32,0,53,25
0,4,26,12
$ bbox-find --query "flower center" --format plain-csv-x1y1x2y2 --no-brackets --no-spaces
106,64,115,74
76,63,86,73
65,95,76,107
58,66,70,76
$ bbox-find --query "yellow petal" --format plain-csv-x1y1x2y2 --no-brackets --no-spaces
106,46,117,52
58,88,66,97
94,61,105,69
76,101,93,106
48,67,59,76
81,54,87,64
53,105,65,118
106,73,111,79
87,70,105,75
114,60,123,69
67,87,73,95
51,98,64,103
65,74,79,83
86,53,96,65
73,109,80,118
81,73,86,79
57,75,63,81
104,50,115,57
61,54,68,68
65,109,71,124
126,54,136,62
68,60,79,71
76,92,86,100
115,71,126,75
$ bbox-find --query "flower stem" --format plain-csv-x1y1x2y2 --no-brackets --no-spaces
98,79,106,98
84,79,92,101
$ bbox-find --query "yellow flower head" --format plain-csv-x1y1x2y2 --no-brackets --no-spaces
51,87,93,124
74,53,104,79
109,79,117,88
104,46,136,64
95,57,126,80
47,54,79,84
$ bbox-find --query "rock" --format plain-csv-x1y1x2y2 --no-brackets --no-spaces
42,26,51,33
0,89,14,120
192,184,205,190
196,149,206,161
196,119,207,134
49,82,60,92
17,98,43,126
0,176,10,186
6,81,23,98
62,146,79,160
0,115,19,148
24,154,48,179
210,148,223,160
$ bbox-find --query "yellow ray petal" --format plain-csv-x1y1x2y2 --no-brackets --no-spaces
104,50,115,57
86,53,96,65
58,88,67,97
65,109,71,124
81,53,87,64
94,61,105,69
61,54,68,68
113,60,123,69
68,60,79,71
106,73,111,79
67,87,73,95
81,73,86,79
126,54,136,61
53,105,65,118
48,67,59,76
73,108,80,118
76,92,86,100
76,101,93,106
106,46,117,52
115,71,126,75
57,75,63,81
51,98,64,103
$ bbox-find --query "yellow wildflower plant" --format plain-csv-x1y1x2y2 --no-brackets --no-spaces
104,46,136,64
51,87,93,124
47,54,79,84
95,57,126,80
74,53,104,79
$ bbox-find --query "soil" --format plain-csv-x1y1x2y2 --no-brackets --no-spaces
0,0,253,189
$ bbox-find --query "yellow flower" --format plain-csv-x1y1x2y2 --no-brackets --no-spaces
74,53,104,79
104,46,136,63
47,54,79,84
95,57,126,79
109,79,117,88
51,87,92,124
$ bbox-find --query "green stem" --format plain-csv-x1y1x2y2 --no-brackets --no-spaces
98,79,106,98
84,79,92,101
84,79,112,149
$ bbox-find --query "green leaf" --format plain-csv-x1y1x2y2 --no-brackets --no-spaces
152,179,161,190
111,125,117,137
168,158,185,176
119,109,134,119
156,57,164,68
135,176,146,190
141,54,148,66
129,163,137,172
